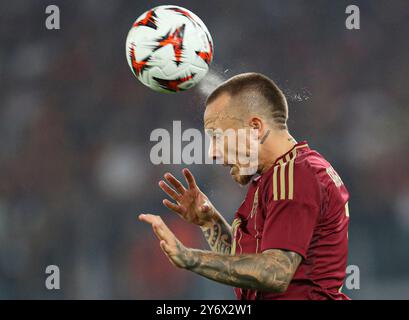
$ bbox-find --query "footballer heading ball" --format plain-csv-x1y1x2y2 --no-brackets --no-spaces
125,5,214,93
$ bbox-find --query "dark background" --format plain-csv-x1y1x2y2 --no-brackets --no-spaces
0,0,408,299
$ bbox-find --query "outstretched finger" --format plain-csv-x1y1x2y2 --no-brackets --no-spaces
152,216,175,241
182,168,197,190
164,173,186,194
139,214,174,243
138,213,158,225
159,180,180,202
162,199,186,216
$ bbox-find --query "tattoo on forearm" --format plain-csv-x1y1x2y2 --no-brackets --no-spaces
200,219,232,255
185,249,302,293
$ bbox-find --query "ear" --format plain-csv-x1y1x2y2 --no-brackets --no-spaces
248,117,264,139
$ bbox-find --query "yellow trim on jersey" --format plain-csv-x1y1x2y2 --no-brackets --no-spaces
294,143,308,150
280,161,287,200
288,149,297,199
231,218,241,256
272,148,299,201
250,188,259,219
273,165,279,201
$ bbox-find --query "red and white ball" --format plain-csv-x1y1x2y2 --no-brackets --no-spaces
125,5,214,93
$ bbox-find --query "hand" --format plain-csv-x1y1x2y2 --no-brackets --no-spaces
138,213,196,269
159,168,216,227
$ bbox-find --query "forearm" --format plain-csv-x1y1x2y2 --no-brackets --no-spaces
184,249,300,293
200,212,232,255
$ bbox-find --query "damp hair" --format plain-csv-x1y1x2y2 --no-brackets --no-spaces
205,73,288,130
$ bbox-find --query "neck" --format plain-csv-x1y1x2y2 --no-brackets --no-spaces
258,130,297,174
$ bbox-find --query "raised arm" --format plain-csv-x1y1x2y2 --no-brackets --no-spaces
185,248,301,293
139,214,302,293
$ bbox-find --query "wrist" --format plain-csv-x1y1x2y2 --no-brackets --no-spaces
199,221,213,229
199,210,221,229
184,248,201,270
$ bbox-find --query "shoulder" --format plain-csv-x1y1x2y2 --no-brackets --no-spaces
292,153,324,202
296,148,347,191
260,147,337,203
296,151,324,181
294,148,350,213
260,151,323,203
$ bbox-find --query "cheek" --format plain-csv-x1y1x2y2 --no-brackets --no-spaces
223,140,234,161
238,132,253,157
223,141,231,157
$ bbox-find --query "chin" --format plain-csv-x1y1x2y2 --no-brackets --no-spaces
232,173,253,186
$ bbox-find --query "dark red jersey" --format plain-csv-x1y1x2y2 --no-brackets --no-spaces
232,141,350,300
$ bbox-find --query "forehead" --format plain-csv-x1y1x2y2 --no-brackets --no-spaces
204,93,232,127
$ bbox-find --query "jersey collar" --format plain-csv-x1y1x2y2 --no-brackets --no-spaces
274,140,309,166
252,141,309,184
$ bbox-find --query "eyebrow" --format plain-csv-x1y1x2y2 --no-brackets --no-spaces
204,118,217,127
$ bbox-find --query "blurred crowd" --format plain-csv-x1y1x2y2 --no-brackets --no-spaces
0,0,408,299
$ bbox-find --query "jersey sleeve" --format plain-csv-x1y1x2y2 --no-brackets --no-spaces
260,162,322,258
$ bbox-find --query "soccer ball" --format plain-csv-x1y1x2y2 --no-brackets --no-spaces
125,5,214,93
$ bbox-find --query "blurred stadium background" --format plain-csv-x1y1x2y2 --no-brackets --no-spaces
0,0,408,299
